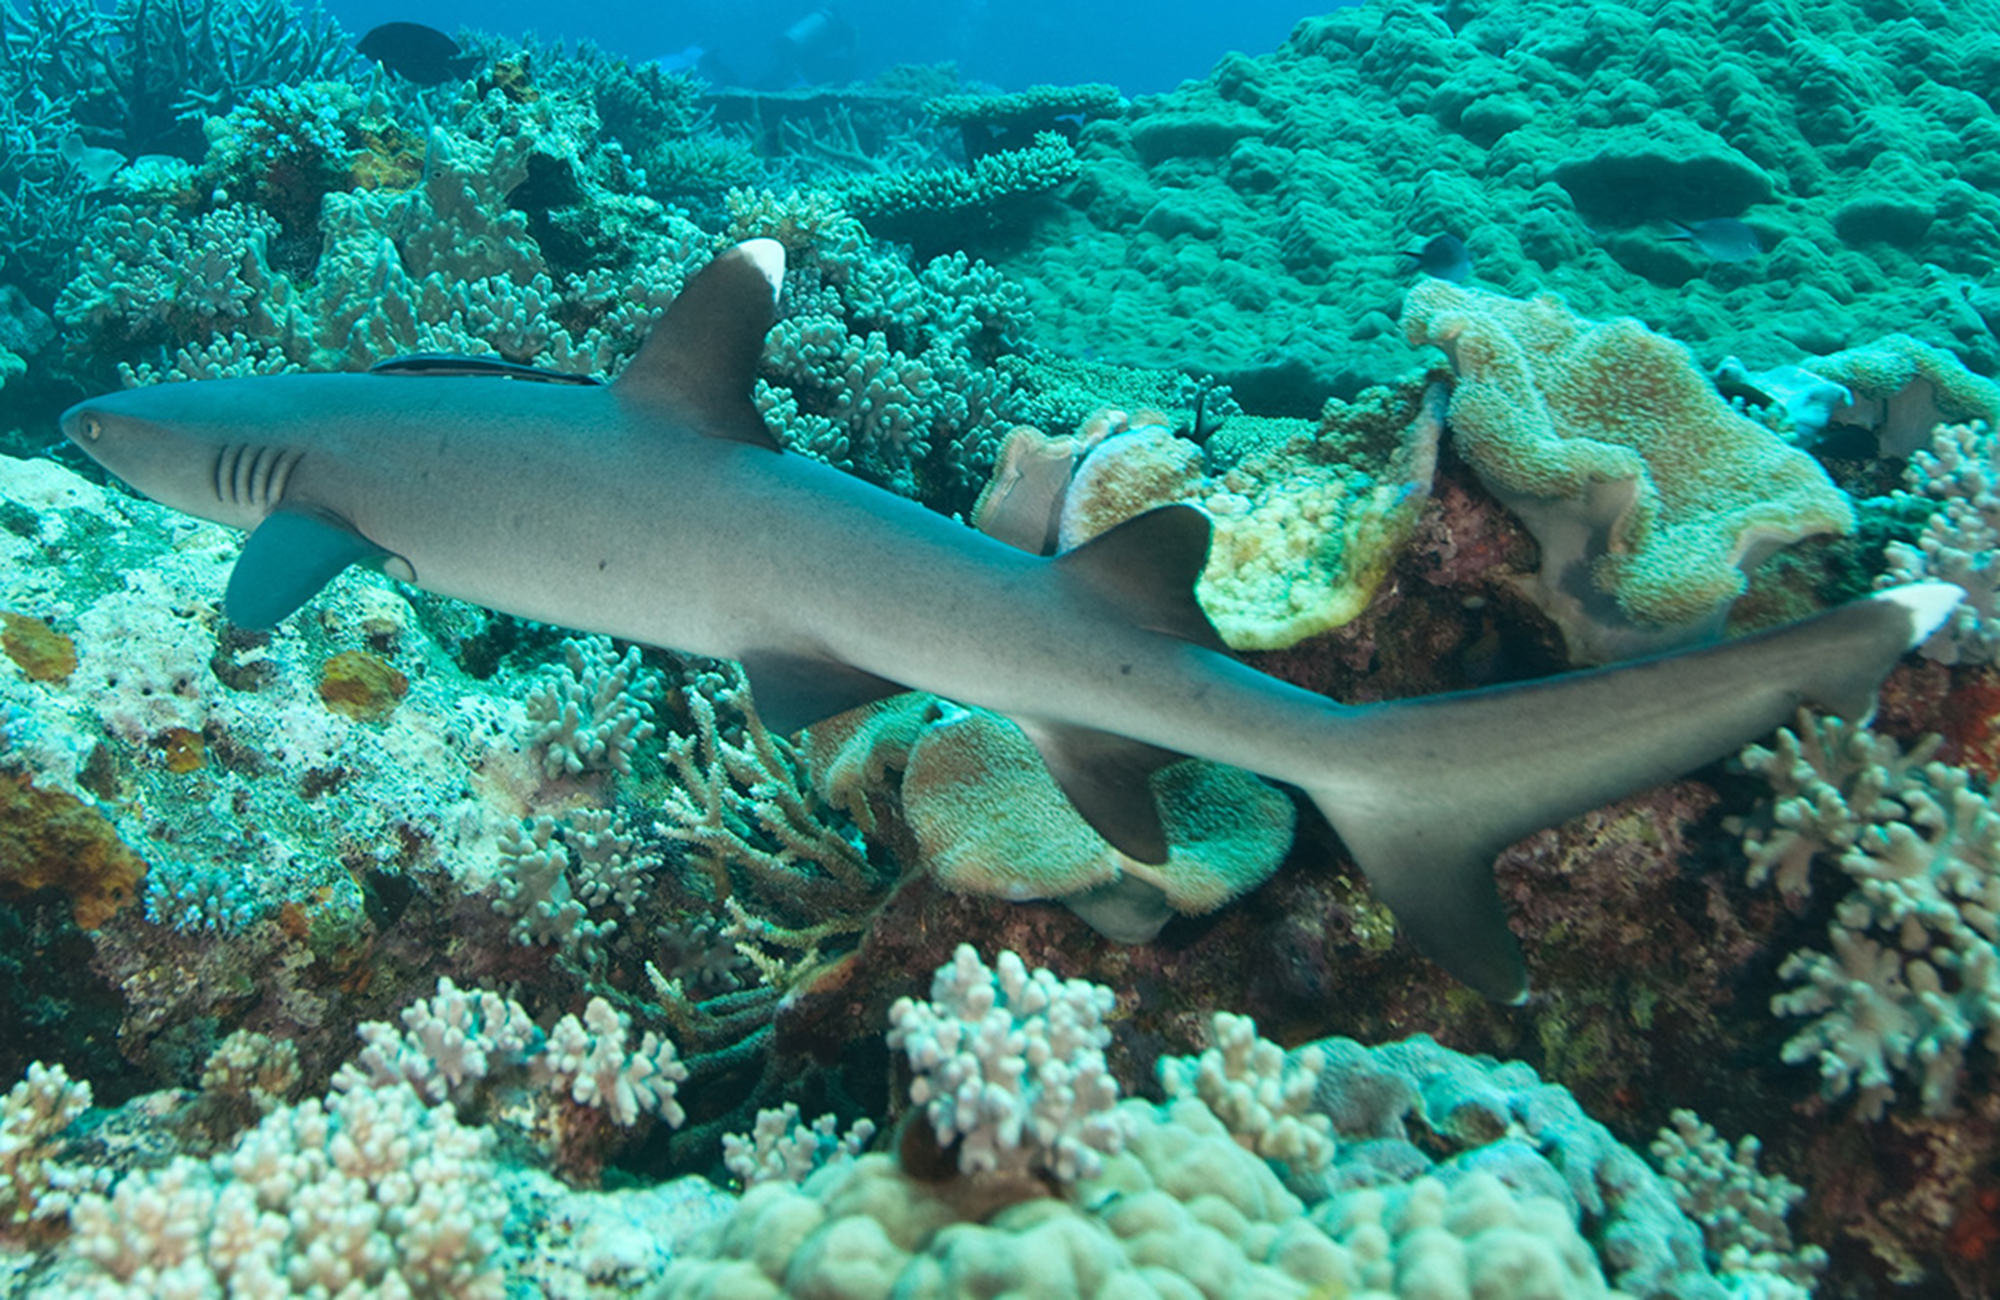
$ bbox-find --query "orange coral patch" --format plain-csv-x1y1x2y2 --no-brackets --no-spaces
0,772,146,928
1,611,76,683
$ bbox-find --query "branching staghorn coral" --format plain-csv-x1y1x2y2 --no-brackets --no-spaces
655,664,890,954
1737,710,2000,1118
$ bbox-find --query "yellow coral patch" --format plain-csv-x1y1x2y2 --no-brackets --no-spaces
318,649,408,722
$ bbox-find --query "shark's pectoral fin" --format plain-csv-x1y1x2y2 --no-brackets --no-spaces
225,509,393,631
1016,719,1183,864
1053,505,1227,650
615,239,786,451
737,649,904,734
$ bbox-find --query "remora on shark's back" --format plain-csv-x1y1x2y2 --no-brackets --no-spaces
59,240,1961,1002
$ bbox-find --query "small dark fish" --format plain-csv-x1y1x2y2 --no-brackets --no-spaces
1666,217,1762,263
356,22,480,86
1399,233,1472,282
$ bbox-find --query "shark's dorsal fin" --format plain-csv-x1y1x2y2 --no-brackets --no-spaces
1014,718,1182,864
1052,504,1226,651
738,648,903,735
370,354,605,385
617,239,785,450
226,508,392,631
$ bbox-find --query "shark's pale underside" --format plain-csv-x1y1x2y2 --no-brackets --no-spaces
60,239,1961,1002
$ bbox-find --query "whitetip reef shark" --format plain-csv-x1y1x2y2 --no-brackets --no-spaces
60,239,1962,1003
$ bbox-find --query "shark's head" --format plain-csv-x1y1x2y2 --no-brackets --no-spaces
61,378,307,531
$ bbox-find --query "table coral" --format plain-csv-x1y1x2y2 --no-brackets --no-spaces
1404,280,1854,662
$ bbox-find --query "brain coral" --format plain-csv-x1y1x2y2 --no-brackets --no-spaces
1403,280,1854,662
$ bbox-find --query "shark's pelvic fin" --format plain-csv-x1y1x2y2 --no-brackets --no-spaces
1307,581,1964,1003
1053,505,1227,651
226,508,392,632
1015,719,1184,863
616,238,786,450
738,648,903,735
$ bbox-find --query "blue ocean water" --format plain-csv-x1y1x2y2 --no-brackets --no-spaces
324,0,1330,93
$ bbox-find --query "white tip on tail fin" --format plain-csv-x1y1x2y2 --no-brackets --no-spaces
1874,581,1963,647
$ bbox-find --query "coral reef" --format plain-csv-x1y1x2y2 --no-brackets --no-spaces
13,0,2000,1293
963,0,2000,413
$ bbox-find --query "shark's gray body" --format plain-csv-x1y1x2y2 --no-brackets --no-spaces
61,240,1960,1001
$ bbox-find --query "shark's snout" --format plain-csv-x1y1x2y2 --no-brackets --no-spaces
58,402,102,447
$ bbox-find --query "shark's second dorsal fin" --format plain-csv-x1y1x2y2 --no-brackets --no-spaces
227,508,391,632
616,239,785,451
1052,505,1226,651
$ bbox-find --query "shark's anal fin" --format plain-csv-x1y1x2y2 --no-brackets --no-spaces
1053,505,1227,651
616,239,786,451
737,649,904,735
1016,718,1183,864
225,509,391,631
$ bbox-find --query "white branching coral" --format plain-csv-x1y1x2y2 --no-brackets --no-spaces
1738,711,2000,1118
1,1062,106,1238
540,998,687,1129
1880,420,1999,663
1157,1011,1334,1175
887,944,1124,1183
490,815,602,951
332,977,540,1106
521,635,663,780
65,1081,505,1298
487,810,659,954
1732,708,1940,903
721,1103,876,1189
1651,1109,1828,1298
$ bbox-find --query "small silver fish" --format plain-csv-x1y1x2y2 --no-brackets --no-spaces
1666,218,1763,262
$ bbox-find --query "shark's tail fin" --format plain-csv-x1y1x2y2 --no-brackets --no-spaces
1302,583,1963,1003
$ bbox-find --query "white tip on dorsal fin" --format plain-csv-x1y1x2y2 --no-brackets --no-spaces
617,239,786,449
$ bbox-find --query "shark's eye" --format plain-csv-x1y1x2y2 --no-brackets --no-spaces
81,415,102,441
